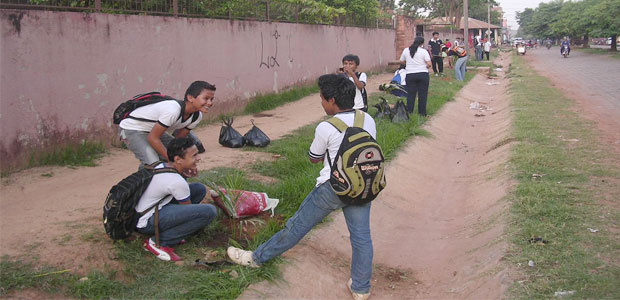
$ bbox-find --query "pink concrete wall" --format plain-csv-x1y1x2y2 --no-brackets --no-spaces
0,10,395,170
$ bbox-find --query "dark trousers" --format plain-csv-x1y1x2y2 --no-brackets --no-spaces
405,72,429,116
484,51,490,60
431,56,443,74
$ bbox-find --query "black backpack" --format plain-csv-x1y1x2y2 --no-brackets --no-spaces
112,92,199,125
326,110,386,205
103,161,178,241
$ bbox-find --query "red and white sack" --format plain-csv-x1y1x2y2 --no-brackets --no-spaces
212,189,279,218
233,190,279,218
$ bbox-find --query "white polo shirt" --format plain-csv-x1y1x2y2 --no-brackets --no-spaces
134,163,190,228
119,100,202,133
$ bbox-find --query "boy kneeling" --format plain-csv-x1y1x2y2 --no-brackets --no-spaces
136,137,217,261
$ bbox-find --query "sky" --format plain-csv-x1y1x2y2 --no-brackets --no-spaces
496,0,550,29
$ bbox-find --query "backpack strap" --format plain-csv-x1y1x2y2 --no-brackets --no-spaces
353,110,365,128
140,161,179,247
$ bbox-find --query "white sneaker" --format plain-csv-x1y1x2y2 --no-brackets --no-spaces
347,278,370,300
227,246,260,268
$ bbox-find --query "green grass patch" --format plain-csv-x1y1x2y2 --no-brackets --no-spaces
28,140,106,168
506,56,620,299
0,73,474,299
244,84,319,114
575,47,620,59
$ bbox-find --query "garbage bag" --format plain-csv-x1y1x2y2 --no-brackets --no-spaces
243,119,270,147
374,97,393,119
218,117,245,148
391,100,409,123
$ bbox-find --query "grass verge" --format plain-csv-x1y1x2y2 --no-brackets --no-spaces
27,140,106,169
244,84,319,114
506,55,620,299
575,47,620,59
0,72,475,299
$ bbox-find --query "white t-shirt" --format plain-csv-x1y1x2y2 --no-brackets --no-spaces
484,41,492,52
135,163,190,228
119,100,202,133
400,47,431,74
308,111,377,186
348,73,367,110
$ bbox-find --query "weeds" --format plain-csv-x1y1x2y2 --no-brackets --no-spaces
506,56,620,299
28,140,106,168
244,84,319,114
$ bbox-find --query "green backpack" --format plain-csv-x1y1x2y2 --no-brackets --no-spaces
326,110,387,205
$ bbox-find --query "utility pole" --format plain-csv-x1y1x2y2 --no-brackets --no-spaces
464,0,469,56
488,0,491,42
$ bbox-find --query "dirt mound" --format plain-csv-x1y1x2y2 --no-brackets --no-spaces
239,54,514,299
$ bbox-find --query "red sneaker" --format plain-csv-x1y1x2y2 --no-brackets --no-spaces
143,238,182,261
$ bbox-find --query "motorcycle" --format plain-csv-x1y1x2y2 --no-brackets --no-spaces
561,45,569,58
517,44,526,55
546,43,552,50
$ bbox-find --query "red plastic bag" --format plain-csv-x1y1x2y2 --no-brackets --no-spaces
211,189,279,218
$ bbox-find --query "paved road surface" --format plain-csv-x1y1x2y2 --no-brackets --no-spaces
527,47,620,112
525,47,620,151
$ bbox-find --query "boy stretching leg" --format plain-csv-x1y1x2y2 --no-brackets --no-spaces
227,74,376,300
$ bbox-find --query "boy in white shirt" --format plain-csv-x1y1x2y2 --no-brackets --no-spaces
136,137,217,261
337,54,368,111
227,74,377,300
484,39,492,60
120,81,215,173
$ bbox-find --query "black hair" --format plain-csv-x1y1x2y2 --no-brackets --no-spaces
184,81,216,101
408,36,425,57
342,54,360,66
432,32,439,36
318,74,355,110
166,137,196,162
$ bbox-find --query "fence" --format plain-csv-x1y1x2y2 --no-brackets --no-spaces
0,0,394,28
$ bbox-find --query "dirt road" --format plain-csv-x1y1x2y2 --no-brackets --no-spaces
239,53,514,299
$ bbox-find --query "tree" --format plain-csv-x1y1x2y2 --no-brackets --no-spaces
397,0,431,18
586,0,620,51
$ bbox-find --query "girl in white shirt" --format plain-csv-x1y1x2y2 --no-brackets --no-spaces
399,36,432,116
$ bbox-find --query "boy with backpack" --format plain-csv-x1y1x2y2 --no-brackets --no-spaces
135,137,217,261
338,54,368,112
227,74,385,300
119,81,215,171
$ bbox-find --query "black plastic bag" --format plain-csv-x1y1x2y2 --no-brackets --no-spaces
374,97,393,119
243,120,270,147
391,100,409,123
219,117,245,148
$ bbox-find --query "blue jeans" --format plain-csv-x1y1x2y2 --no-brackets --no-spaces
137,183,217,246
455,56,469,81
120,129,175,165
252,182,373,294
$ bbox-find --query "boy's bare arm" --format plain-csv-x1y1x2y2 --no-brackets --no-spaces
147,124,170,161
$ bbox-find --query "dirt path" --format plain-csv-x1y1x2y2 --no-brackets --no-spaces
239,53,514,299
0,73,393,271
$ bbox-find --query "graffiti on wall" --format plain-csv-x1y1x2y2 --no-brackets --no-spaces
259,30,281,69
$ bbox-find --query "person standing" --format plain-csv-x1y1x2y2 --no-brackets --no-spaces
483,39,492,60
226,74,377,300
450,45,469,81
400,36,432,116
428,32,444,76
